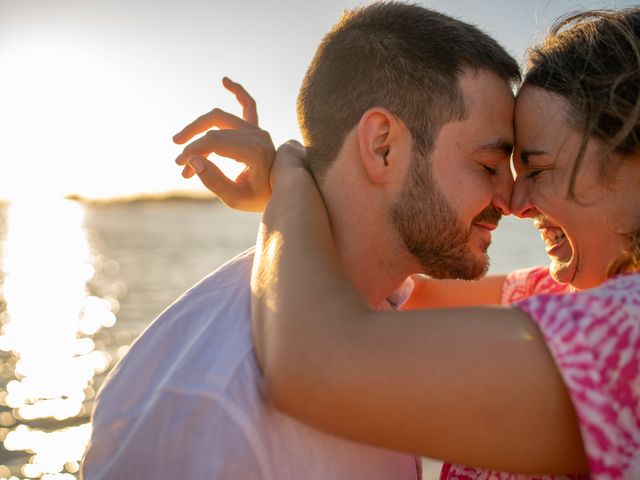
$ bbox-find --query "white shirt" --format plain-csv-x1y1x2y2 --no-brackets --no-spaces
83,248,420,479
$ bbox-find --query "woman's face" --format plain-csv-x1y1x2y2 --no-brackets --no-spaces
511,85,640,290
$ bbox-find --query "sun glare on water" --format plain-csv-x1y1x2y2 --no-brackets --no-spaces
0,199,117,477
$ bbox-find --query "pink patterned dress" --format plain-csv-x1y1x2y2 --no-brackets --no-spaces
441,266,640,480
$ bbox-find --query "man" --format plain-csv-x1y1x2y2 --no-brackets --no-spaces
82,3,519,478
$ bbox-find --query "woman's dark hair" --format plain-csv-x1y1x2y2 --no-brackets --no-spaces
524,8,640,276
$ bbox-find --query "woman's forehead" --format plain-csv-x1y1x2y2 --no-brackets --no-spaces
514,87,575,146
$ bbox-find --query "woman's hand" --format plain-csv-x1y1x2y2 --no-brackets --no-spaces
173,77,275,212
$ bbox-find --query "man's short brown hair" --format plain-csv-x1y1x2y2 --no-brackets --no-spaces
297,1,521,180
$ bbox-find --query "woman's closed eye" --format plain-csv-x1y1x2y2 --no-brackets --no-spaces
526,169,544,179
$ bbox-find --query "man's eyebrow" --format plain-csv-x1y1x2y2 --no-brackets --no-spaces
475,139,514,155
520,149,547,166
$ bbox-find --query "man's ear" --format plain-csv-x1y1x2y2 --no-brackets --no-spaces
357,107,410,184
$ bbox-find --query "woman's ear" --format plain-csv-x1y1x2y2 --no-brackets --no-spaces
357,108,411,184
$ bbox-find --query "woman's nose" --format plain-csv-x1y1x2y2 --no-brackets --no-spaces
510,178,537,218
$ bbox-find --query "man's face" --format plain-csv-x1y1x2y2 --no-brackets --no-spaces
391,69,515,279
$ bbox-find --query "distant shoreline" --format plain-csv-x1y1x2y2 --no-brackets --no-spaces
65,191,220,205
0,191,220,205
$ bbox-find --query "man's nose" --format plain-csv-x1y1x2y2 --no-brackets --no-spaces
510,177,537,218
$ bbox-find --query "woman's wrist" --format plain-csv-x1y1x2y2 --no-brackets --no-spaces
270,140,310,191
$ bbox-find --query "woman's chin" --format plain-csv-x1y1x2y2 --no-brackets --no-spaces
549,258,576,286
550,259,605,290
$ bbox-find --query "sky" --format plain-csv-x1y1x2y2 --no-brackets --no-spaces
1,0,637,201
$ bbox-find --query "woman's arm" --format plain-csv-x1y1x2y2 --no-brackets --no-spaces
251,150,588,474
403,274,507,309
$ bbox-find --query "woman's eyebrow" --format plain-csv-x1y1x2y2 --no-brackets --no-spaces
520,149,548,165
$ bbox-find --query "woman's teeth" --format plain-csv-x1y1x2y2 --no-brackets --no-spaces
540,227,566,248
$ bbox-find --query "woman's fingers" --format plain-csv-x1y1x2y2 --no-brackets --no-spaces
222,77,258,126
175,129,274,166
173,108,253,145
182,155,242,202
172,77,259,144
184,154,269,212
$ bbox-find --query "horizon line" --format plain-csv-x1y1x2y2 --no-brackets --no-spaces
0,190,219,205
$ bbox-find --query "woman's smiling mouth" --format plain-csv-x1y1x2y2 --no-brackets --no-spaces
534,217,570,256
540,227,566,251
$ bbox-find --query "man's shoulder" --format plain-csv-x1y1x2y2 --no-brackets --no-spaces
184,246,255,297
124,245,257,365
209,245,256,278
152,246,256,328
92,248,259,427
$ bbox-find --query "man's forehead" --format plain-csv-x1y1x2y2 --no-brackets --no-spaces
457,68,515,101
473,139,514,155
429,69,515,155
440,118,514,153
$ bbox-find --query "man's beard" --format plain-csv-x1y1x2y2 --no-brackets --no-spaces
390,153,501,280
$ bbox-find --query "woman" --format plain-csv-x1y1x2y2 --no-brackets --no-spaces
176,9,640,478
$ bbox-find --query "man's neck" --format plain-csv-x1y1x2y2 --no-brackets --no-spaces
316,129,424,306
331,222,412,307
320,171,416,306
